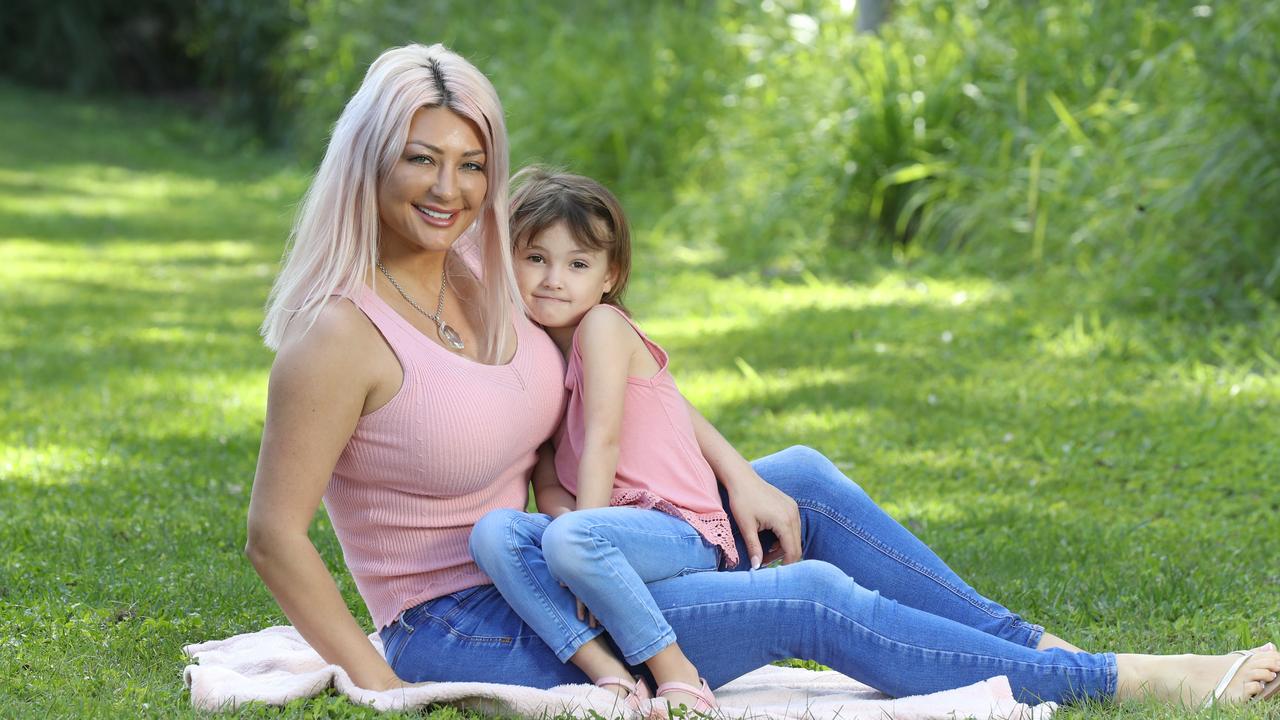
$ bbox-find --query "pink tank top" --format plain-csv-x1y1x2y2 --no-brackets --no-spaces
325,286,567,629
554,304,738,567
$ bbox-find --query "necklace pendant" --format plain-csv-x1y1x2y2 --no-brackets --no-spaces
438,322,465,351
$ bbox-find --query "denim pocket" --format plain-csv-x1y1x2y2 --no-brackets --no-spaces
426,586,519,645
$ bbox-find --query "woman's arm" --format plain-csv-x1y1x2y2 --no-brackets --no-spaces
573,308,635,509
684,399,802,568
244,304,403,691
531,441,576,517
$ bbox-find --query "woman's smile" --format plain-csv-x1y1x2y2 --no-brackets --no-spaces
414,203,461,227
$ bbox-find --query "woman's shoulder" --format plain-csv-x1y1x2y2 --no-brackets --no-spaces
273,297,385,386
282,297,374,347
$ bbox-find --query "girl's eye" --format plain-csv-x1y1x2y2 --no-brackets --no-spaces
525,254,544,264
571,260,589,270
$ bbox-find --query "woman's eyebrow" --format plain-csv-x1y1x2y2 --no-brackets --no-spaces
407,140,485,157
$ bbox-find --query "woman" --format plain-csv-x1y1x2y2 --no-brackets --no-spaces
245,43,1279,708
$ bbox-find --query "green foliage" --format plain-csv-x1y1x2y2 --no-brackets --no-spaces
5,1,1274,319
678,2,1280,318
2,81,1279,719
264,1,1280,322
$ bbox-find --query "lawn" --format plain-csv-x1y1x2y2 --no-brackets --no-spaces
1,83,1277,719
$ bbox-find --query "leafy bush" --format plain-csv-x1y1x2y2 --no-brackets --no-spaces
669,1,1279,318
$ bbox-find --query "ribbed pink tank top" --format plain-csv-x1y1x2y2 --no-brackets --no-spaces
554,304,738,567
325,287,566,629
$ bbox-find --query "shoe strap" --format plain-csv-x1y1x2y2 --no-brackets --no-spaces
1206,650,1254,708
596,676,636,692
655,678,716,707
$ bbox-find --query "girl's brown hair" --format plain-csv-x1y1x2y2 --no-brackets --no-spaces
509,165,631,311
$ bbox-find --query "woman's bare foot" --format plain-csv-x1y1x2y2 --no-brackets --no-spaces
1036,632,1084,653
1116,648,1280,706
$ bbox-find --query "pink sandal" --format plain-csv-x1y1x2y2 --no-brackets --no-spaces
596,675,653,713
655,677,717,716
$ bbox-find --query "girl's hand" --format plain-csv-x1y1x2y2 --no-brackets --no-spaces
563,581,599,627
725,471,802,569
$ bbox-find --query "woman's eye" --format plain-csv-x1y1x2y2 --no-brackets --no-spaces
463,161,485,172
408,155,433,165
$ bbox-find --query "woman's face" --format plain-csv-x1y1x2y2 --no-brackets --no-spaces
378,106,488,255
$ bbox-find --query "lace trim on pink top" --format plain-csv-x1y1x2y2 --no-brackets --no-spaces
610,489,740,569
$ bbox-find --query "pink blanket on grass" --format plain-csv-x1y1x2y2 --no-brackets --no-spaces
181,625,1056,719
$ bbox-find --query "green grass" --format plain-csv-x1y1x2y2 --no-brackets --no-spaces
2,84,1278,719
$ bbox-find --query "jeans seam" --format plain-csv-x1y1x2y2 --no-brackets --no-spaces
415,612,524,645
799,498,1009,622
583,530,672,655
507,515,584,657
578,519,704,542
575,517,718,578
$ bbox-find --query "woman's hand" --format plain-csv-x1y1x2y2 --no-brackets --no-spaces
682,399,803,569
724,469,802,569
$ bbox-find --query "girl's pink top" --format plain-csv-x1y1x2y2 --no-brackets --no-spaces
554,304,738,567
325,287,566,630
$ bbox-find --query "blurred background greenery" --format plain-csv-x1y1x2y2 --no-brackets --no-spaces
4,0,1276,320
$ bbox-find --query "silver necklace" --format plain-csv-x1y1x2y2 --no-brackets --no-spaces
377,260,466,351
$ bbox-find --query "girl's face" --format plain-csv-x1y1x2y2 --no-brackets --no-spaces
515,221,616,330
378,106,488,255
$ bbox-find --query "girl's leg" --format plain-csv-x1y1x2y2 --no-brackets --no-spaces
468,509,607,663
542,508,723,710
469,508,638,690
743,445,1047,648
541,508,719,666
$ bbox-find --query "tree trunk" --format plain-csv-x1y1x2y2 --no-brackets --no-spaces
856,0,889,34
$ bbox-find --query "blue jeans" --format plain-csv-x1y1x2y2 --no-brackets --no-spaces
472,507,721,665
379,446,1117,705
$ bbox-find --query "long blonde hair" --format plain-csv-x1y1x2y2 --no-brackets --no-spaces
261,44,518,363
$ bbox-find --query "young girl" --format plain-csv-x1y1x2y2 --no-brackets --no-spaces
472,166,730,715
468,167,1280,715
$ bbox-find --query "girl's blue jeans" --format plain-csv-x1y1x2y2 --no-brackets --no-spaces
475,506,722,666
379,446,1117,705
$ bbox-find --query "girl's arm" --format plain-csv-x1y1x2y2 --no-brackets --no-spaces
573,307,635,509
245,303,405,691
684,398,802,568
531,441,576,517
